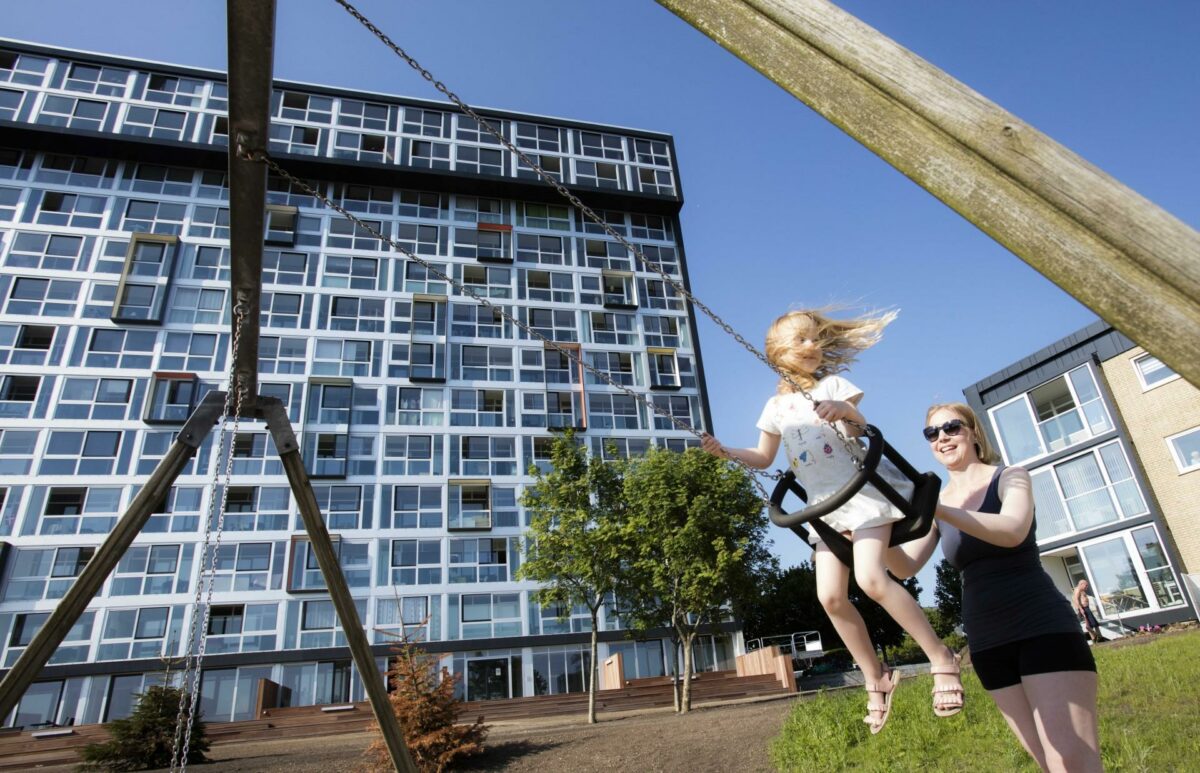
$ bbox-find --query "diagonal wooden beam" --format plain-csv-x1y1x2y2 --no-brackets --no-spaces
657,0,1200,386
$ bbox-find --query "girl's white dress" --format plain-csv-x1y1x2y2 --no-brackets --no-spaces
756,375,913,545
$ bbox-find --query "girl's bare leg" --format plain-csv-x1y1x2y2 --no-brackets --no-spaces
814,542,884,682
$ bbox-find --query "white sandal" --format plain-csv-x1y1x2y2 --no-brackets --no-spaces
863,668,900,734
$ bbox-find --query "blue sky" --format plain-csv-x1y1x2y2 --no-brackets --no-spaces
7,1,1197,599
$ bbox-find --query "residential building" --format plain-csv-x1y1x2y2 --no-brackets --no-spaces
964,321,1196,637
0,39,733,729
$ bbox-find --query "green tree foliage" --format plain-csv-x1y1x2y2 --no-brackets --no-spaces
516,431,626,724
618,447,773,712
77,685,208,772
363,635,488,773
934,558,963,635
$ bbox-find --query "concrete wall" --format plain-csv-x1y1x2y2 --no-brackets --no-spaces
1101,347,1200,575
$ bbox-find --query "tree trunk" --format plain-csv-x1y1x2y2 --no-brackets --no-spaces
587,608,599,724
669,633,681,712
680,631,695,713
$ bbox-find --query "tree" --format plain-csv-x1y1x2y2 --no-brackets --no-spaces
516,431,627,724
934,558,963,636
362,634,487,773
738,562,828,647
77,685,208,772
618,447,773,713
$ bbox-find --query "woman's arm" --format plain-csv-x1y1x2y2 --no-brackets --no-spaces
701,431,781,470
935,467,1035,548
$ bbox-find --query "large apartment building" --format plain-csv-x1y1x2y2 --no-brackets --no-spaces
964,322,1197,637
0,39,733,728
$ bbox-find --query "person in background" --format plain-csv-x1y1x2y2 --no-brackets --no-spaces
1073,580,1103,645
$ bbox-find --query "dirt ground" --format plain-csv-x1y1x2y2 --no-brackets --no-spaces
142,694,801,773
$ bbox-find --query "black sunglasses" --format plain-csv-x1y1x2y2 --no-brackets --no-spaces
923,419,965,442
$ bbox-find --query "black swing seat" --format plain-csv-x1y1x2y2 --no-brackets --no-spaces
768,425,940,567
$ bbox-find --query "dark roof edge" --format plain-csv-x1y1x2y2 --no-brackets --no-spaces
967,318,1136,394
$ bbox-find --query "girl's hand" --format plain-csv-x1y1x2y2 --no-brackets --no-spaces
700,433,725,457
815,400,854,422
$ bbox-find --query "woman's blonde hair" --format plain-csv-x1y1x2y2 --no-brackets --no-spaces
924,402,999,464
765,307,897,393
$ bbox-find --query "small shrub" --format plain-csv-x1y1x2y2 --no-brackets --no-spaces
362,636,488,773
77,685,208,772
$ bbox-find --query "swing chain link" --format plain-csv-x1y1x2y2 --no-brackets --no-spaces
330,0,867,472
170,304,247,773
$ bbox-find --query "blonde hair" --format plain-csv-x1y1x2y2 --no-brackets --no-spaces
765,307,897,394
924,402,999,464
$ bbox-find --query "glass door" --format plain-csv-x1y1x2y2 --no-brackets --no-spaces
466,657,509,701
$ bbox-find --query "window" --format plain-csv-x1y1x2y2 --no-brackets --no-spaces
515,122,564,151
325,295,384,332
137,431,211,477
455,344,514,382
1074,528,1185,620
189,205,230,239
403,108,449,137
110,545,181,596
0,429,37,473
388,486,443,528
402,260,449,293
1167,427,1200,473
0,184,19,220
265,205,298,245
580,238,628,271
260,291,303,328
36,155,118,190
269,123,324,155
310,485,368,529
7,612,94,667
2,323,56,365
455,145,506,175
121,163,193,195
1029,441,1148,541
395,298,447,337
648,349,681,389
303,433,376,478
1131,526,1186,608
516,152,563,181
159,332,221,371
55,377,133,421
451,389,510,427
0,87,19,120
598,271,636,307
392,387,445,426
589,394,641,429
454,197,506,227
376,597,434,643
518,202,570,231
143,73,204,106
459,593,521,639
990,366,1114,464
652,394,700,431
3,546,95,601
520,269,573,304
532,646,592,695
455,436,518,476
121,199,186,235
450,303,508,339
389,341,447,382
516,234,566,266
588,311,638,346
643,315,684,348
641,278,682,310
211,543,274,592
166,287,226,325
333,130,391,162
85,328,157,369
97,607,172,661
1132,353,1177,389
449,482,491,528
382,435,442,475
578,131,625,159
338,99,390,130
35,190,107,228
0,374,40,412
523,308,577,342
460,264,512,299
574,159,623,189
36,95,109,131
449,538,509,583
581,209,627,236
398,190,446,219
637,166,674,195
186,245,230,281
327,217,387,251
636,244,679,276
3,275,78,317
389,540,442,585
323,255,379,289
258,336,307,374
409,139,450,169
205,603,279,655
633,138,670,166
144,374,198,423
197,170,228,200
40,430,123,475
263,250,307,286
230,432,283,476
39,487,121,536
456,115,504,145
224,486,290,531
145,486,202,533
122,105,187,140
313,339,372,377
587,351,639,386
275,90,332,122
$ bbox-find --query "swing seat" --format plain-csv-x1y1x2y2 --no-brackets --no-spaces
768,425,939,567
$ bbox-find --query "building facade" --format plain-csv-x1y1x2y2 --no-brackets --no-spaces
0,40,735,728
964,321,1196,637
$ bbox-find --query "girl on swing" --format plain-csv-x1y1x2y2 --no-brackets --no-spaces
701,308,962,733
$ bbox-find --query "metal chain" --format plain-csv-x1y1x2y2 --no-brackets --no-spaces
330,0,866,470
250,149,779,502
170,305,247,773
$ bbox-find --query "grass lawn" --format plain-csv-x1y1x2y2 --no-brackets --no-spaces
771,630,1200,772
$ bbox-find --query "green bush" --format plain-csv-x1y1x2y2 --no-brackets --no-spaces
884,633,966,666
771,631,1200,772
78,685,208,772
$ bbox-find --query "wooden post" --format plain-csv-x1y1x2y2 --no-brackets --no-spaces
656,0,1200,386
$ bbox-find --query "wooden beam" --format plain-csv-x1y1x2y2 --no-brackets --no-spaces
656,0,1200,386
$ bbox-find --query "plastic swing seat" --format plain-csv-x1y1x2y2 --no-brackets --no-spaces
768,425,940,567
